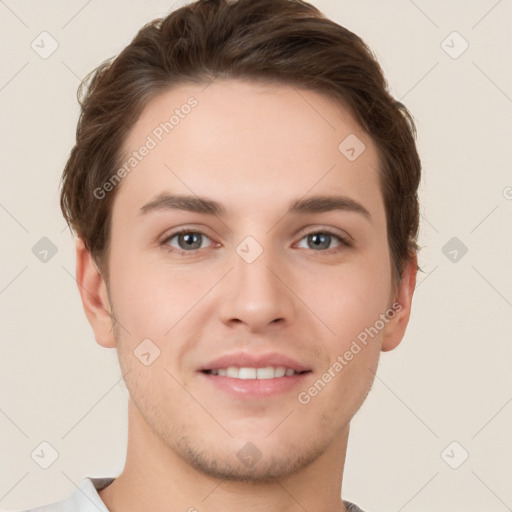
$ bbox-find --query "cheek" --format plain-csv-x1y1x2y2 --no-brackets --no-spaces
306,271,388,415
313,259,392,348
109,247,202,334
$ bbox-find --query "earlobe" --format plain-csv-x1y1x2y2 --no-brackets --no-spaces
75,238,117,348
381,252,418,352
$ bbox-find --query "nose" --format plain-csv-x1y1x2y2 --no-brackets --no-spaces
218,242,296,332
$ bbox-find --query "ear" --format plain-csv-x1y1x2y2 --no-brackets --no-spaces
75,238,117,348
381,252,417,352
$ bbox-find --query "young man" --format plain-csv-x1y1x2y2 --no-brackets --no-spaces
23,0,421,510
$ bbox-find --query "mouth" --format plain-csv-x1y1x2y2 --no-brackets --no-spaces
201,367,311,379
198,356,313,398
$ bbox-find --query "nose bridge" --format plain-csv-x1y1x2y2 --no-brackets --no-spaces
219,235,295,330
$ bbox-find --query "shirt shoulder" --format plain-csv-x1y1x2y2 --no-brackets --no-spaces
18,480,363,512
343,499,367,512
15,477,114,512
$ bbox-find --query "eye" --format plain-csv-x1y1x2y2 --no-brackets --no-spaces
163,229,213,254
295,230,349,252
161,228,350,256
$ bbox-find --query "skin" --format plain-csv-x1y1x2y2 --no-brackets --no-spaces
76,79,417,512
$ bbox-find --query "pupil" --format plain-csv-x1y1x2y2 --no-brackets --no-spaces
310,233,329,250
181,233,200,249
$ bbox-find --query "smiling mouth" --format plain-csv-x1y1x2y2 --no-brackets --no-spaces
201,367,311,380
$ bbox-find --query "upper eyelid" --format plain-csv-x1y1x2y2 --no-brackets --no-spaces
294,226,351,243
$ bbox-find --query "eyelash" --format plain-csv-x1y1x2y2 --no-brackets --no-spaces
161,228,351,256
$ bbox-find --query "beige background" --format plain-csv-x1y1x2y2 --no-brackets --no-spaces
1,1,511,511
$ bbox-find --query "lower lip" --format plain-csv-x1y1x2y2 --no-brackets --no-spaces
198,371,311,398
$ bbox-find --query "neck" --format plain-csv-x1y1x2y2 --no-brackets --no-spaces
99,398,350,512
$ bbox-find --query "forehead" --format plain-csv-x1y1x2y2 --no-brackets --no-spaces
113,79,384,223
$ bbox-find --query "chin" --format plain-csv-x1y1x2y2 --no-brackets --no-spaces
173,433,326,483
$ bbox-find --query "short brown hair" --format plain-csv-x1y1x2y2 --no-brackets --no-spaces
60,0,421,282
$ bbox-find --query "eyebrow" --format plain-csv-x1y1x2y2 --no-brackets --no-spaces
138,192,371,220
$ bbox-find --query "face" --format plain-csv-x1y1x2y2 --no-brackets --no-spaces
83,79,415,482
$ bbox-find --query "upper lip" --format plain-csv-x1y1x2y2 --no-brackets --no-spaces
200,352,311,373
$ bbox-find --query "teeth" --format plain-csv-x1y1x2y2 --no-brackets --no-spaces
274,366,286,378
239,367,257,379
226,366,239,378
207,366,302,379
256,367,274,379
